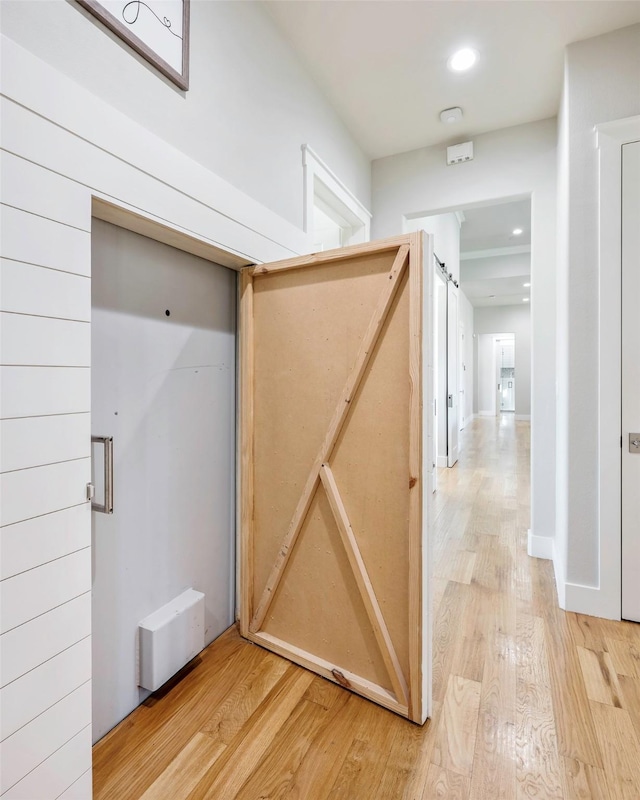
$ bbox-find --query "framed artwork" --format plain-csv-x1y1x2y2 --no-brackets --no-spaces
76,1,190,90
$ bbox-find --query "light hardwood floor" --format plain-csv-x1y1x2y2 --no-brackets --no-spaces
93,416,640,799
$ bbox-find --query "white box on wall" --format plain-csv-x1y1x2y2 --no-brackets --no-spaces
446,141,474,165
138,588,205,692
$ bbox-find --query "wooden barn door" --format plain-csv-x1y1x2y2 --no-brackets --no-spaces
240,234,428,723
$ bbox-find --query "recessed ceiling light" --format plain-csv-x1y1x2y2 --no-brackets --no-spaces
447,48,478,73
523,297,530,302
440,107,463,124
523,282,531,287
512,228,523,236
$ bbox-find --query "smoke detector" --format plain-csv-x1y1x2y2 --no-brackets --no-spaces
446,141,474,166
440,107,463,124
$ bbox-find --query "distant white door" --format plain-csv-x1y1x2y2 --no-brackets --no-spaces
447,283,459,467
622,139,640,623
91,221,237,741
435,272,448,470
495,337,516,414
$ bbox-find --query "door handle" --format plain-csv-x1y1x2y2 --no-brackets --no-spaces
91,436,114,513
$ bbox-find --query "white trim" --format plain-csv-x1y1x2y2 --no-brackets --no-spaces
553,538,566,609
454,210,466,226
527,529,553,560
436,456,448,468
515,414,531,421
594,114,640,621
91,197,250,270
564,581,619,620
302,144,371,247
460,244,531,261
421,230,435,722
478,410,494,417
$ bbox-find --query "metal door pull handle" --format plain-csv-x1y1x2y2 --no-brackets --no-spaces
92,435,114,513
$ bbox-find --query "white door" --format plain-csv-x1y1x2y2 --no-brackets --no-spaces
435,270,448,471
91,220,237,741
622,139,640,623
447,283,459,467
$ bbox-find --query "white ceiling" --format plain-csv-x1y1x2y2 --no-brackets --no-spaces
460,199,531,253
459,198,531,306
266,1,640,159
461,273,531,307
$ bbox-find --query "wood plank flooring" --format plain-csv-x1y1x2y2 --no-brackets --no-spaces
93,416,640,799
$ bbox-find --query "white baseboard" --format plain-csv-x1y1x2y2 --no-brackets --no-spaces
478,411,494,417
552,543,566,608
436,456,448,468
515,414,531,421
552,538,621,620
527,529,554,560
564,581,621,621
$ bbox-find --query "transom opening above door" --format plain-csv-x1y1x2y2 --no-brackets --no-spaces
302,145,372,251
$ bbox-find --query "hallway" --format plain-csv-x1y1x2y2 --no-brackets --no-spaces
93,417,640,799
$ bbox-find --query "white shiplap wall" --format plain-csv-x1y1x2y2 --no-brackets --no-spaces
0,161,93,798
0,35,305,798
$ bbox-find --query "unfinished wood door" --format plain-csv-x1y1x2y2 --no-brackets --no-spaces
240,234,429,723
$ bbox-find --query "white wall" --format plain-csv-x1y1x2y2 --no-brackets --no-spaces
0,0,370,230
477,334,497,414
474,305,531,418
0,3,372,792
405,212,461,283
372,117,557,552
555,24,640,610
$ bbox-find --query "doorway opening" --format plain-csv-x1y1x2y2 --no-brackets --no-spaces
405,195,532,486
477,332,516,416
90,216,238,743
497,335,516,413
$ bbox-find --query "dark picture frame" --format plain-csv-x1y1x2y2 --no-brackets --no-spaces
76,0,190,90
